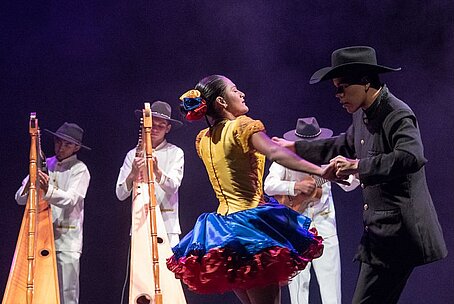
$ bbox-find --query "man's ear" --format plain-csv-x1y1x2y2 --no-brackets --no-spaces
166,124,172,134
361,76,370,83
74,145,81,153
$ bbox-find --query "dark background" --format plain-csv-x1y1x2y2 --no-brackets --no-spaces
1,1,453,303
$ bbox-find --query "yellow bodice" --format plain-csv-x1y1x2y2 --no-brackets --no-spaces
196,116,266,215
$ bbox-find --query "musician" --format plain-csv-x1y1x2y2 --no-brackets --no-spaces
116,100,184,247
273,46,447,303
15,122,91,304
264,117,359,304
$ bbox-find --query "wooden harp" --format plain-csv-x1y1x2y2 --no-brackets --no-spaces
2,113,60,304
129,103,186,304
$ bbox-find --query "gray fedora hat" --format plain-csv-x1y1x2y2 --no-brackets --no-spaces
45,122,91,150
135,100,183,129
310,46,401,84
283,117,333,142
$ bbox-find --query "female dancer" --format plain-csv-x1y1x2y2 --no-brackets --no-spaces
167,75,337,304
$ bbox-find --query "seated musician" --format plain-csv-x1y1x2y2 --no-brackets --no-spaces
116,100,184,247
15,122,91,304
264,117,358,304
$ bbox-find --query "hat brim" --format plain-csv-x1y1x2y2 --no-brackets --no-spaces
44,129,92,150
134,110,183,130
283,127,333,142
310,63,401,84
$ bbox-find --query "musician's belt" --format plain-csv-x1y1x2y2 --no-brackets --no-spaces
160,208,174,212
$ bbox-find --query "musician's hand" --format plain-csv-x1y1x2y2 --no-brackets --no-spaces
294,179,316,196
131,157,145,179
152,156,163,183
126,157,145,191
271,137,296,152
330,155,359,179
38,170,50,193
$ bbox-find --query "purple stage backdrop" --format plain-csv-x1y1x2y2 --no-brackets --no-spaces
1,1,453,303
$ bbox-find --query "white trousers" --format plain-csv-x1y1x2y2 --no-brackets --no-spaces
167,233,180,248
288,235,341,304
56,251,81,304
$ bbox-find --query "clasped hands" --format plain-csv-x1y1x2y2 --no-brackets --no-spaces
271,136,358,184
321,156,359,184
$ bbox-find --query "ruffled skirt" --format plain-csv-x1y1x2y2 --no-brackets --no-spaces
166,200,323,294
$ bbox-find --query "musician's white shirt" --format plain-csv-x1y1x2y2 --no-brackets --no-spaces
15,154,91,253
116,139,184,235
264,162,358,238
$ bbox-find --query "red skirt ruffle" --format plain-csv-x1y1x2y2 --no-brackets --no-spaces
167,234,323,294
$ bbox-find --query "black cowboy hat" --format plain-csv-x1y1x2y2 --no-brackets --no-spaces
135,100,183,129
45,122,91,150
283,117,333,142
310,46,401,84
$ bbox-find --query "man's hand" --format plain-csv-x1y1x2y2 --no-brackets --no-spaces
271,137,296,152
330,155,359,179
38,170,50,193
152,156,162,183
131,157,146,180
294,178,316,196
126,157,146,190
320,162,350,185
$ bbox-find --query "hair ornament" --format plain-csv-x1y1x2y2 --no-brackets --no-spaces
179,89,207,121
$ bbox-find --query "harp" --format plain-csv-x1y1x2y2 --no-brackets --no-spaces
129,103,186,304
2,113,60,304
